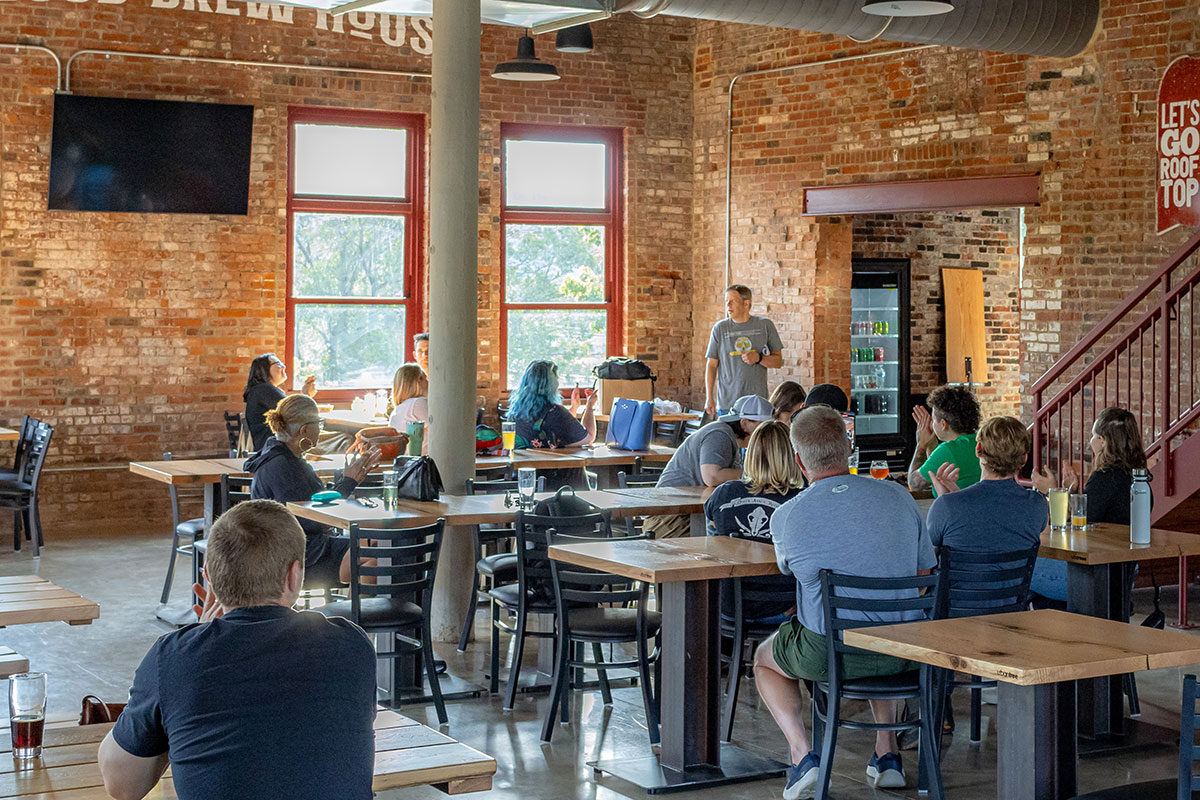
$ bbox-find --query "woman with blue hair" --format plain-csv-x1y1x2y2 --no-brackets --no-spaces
507,360,597,449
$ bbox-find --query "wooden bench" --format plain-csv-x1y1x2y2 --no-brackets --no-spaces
0,576,99,627
0,648,28,679
0,710,495,798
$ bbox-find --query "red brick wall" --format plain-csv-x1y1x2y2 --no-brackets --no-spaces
853,209,1022,419
0,3,694,534
690,1,1200,417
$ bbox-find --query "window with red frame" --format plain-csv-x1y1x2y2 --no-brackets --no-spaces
287,108,424,397
501,124,623,390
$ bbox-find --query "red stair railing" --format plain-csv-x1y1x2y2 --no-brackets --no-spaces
1032,226,1200,626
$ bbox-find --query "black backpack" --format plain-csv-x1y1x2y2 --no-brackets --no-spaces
592,357,656,384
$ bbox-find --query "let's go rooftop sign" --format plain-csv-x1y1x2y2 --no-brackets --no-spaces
1159,55,1200,234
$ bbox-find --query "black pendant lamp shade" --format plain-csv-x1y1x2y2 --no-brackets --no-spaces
555,23,594,53
492,35,560,81
862,0,954,15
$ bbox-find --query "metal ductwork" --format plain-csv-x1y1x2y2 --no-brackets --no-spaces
618,0,1099,58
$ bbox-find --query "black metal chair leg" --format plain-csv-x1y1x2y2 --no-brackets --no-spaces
1125,673,1141,717
421,624,448,725
503,607,528,711
721,632,743,742
488,601,501,694
541,632,568,743
814,688,840,800
30,498,42,556
636,632,659,745
970,682,983,743
920,665,946,800
592,643,613,705
12,509,20,552
458,567,480,652
161,530,182,604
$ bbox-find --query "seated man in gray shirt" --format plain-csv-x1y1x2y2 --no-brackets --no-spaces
753,406,936,800
643,394,772,538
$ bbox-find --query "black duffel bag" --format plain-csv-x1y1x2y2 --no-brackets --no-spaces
592,356,656,383
392,455,443,502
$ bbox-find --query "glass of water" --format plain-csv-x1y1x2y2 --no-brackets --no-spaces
517,467,537,505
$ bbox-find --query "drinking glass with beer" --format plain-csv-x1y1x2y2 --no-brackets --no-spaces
1070,493,1087,529
848,448,860,475
1048,488,1069,530
869,460,889,479
9,672,46,760
501,422,517,454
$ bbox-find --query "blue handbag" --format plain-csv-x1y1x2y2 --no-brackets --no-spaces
606,398,654,451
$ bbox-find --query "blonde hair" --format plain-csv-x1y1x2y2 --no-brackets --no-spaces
264,394,319,442
743,420,803,495
976,416,1030,476
391,363,428,408
789,405,851,474
206,500,305,608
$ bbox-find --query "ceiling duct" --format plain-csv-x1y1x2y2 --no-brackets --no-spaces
617,0,1099,58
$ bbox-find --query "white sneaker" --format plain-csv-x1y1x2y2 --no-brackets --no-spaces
866,752,906,789
783,752,820,800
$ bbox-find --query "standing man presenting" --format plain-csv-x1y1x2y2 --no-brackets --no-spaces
705,285,784,416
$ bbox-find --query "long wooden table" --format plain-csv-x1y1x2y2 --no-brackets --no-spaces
548,536,787,792
0,710,495,798
287,486,708,531
845,609,1200,800
0,428,17,443
1038,521,1200,748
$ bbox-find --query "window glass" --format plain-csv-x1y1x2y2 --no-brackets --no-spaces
504,139,606,209
505,224,604,303
293,124,408,198
293,213,406,298
293,304,406,389
507,309,606,390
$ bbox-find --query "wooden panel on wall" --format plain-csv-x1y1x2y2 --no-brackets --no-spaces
942,268,988,385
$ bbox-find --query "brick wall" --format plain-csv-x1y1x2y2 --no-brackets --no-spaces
0,3,694,534
690,1,1200,417
853,209,1022,419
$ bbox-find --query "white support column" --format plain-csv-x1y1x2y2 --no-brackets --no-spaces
427,0,480,643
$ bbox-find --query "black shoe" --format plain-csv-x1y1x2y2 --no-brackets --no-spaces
434,659,447,675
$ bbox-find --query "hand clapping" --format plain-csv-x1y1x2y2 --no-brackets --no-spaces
345,443,382,483
929,462,961,496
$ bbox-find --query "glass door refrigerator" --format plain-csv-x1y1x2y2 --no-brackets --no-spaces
849,258,911,470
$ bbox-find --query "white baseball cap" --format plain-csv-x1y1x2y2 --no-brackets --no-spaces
719,394,773,423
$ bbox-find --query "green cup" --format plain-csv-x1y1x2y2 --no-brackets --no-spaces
405,421,424,455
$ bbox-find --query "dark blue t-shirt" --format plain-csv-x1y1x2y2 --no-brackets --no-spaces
513,403,585,449
113,605,377,800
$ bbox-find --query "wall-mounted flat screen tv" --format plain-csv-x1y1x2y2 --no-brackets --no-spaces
48,95,253,214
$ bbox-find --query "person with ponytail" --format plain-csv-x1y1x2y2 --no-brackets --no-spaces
243,394,381,586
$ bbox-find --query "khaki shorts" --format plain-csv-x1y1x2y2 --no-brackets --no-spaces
641,514,690,539
771,617,917,682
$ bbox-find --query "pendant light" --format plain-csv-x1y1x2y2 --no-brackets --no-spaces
555,23,594,53
862,0,954,15
492,32,560,82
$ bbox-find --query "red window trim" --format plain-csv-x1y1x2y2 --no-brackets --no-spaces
498,123,624,392
286,107,425,403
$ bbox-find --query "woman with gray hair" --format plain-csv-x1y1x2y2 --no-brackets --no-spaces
243,394,381,586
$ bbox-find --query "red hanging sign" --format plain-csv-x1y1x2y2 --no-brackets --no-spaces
1158,55,1200,234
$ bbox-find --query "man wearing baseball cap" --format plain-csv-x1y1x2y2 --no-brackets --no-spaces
643,395,773,539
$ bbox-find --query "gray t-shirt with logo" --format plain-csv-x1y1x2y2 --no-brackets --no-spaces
705,316,783,410
655,421,741,488
770,474,936,635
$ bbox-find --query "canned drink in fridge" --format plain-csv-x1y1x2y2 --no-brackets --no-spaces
874,347,885,361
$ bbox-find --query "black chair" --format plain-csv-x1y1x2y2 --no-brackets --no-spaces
491,509,611,710
720,576,795,742
681,411,705,440
542,527,661,744
616,470,658,536
192,474,253,588
631,457,665,478
0,420,53,556
811,569,943,800
1072,673,1197,800
0,416,34,483
458,476,544,652
935,545,1040,743
160,451,208,604
224,411,244,455
653,419,685,447
318,520,447,724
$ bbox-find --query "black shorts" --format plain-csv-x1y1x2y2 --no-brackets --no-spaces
305,534,350,588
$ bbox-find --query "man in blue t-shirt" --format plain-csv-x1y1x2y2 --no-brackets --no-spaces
753,406,935,799
99,500,377,800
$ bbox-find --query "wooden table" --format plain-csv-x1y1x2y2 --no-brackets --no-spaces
845,608,1200,800
1039,521,1200,746
0,428,17,443
0,710,495,798
321,408,389,433
287,486,709,531
0,576,98,627
548,536,787,792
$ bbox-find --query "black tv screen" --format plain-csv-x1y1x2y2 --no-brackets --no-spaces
48,95,253,214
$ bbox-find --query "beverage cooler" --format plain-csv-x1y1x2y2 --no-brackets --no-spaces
849,258,911,470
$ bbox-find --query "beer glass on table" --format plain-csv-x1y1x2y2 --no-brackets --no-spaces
869,460,889,479
501,422,516,454
1048,488,1069,530
848,448,860,475
9,672,46,760
1070,493,1088,529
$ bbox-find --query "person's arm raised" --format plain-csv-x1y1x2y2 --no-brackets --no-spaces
569,392,598,446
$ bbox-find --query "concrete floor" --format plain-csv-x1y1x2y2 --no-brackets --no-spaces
0,532,1190,799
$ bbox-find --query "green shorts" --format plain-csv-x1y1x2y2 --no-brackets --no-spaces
771,617,918,682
